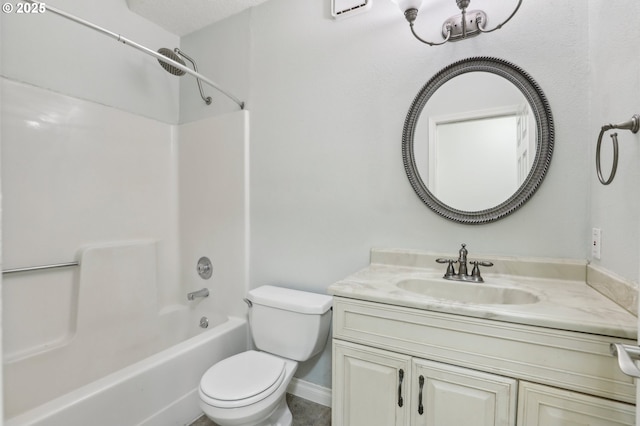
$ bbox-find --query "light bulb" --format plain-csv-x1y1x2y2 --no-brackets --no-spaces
392,0,424,12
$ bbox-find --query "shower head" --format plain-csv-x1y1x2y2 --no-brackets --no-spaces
156,47,212,105
157,48,186,76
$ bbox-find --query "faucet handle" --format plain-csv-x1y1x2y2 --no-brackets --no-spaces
470,260,493,282
436,258,457,277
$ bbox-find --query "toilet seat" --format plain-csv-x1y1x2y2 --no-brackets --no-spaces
200,350,286,409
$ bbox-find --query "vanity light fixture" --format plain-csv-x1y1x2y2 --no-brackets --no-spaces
392,0,522,46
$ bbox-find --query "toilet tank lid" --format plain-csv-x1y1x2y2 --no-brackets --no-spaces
247,285,332,314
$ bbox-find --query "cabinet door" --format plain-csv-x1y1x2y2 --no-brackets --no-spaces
332,340,411,426
411,359,517,426
517,381,635,426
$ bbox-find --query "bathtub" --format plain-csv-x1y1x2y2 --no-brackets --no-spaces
5,311,248,426
4,241,249,425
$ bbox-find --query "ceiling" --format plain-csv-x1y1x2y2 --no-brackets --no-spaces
126,0,271,36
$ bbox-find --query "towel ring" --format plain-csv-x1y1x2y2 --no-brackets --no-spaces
596,114,639,185
596,130,619,185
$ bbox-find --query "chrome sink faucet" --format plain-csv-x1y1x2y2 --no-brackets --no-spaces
436,243,493,283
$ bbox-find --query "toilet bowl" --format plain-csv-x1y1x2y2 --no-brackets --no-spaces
198,285,332,426
199,351,298,426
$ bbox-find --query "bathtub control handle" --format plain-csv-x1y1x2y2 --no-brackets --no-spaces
197,257,213,280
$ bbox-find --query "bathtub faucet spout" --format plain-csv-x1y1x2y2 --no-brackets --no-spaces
187,288,209,301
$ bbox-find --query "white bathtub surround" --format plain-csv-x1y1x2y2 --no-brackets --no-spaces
2,78,252,424
178,111,250,321
4,241,236,419
5,240,158,364
1,78,180,313
329,248,637,339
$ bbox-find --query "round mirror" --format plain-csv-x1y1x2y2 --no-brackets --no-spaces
402,57,554,224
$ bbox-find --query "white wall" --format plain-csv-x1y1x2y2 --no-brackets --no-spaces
0,10,4,423
180,0,592,388
0,0,180,123
588,1,640,282
179,12,251,122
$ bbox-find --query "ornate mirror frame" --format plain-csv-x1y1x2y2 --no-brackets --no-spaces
402,57,554,224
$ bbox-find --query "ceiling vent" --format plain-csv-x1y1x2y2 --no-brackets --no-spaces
331,0,372,20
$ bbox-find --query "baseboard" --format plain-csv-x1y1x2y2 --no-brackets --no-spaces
287,378,332,408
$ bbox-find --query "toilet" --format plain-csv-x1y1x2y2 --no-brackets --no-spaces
198,285,333,426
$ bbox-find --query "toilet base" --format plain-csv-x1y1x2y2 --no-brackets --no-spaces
201,396,292,426
260,397,292,426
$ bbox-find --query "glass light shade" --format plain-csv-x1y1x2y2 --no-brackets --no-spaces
393,0,424,12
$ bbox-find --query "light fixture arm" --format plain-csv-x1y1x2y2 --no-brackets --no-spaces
405,9,452,46
400,0,523,46
477,0,523,33
461,8,467,38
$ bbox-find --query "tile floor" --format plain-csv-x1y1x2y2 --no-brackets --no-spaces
189,394,331,426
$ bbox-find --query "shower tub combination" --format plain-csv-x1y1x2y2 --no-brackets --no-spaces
4,3,249,425
4,242,248,426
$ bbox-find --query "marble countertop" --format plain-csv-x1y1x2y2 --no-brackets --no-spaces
328,249,638,340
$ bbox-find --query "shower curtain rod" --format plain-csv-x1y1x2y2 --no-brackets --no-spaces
25,1,245,110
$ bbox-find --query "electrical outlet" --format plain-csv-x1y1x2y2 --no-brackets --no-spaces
591,228,602,260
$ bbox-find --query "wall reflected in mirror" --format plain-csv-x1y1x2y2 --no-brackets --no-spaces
413,72,537,211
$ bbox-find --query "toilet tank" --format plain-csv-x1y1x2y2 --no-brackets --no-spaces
246,285,333,361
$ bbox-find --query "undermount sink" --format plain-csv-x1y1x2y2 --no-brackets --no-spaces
396,278,540,305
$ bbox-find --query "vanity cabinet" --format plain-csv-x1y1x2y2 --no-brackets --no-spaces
517,381,635,426
333,340,517,426
333,340,411,426
411,358,516,426
331,297,636,426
